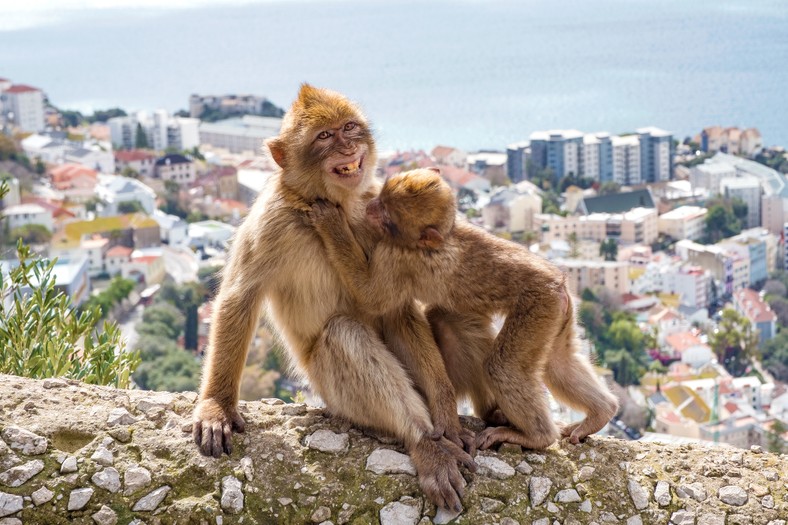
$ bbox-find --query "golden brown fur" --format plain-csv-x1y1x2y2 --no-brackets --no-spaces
310,168,619,450
192,86,474,511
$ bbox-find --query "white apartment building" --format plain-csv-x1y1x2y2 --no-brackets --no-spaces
637,126,673,183
95,174,157,216
109,111,200,151
690,162,736,195
612,135,641,185
721,176,761,228
658,206,708,241
2,204,53,232
660,264,710,309
556,259,630,296
1,84,45,133
582,134,601,181
761,194,786,237
199,115,282,155
534,207,657,245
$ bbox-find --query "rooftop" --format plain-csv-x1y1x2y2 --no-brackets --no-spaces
199,115,282,139
708,152,788,198
659,206,708,221
5,84,41,94
581,189,655,214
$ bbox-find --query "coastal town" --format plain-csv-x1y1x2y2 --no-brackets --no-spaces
1,76,786,454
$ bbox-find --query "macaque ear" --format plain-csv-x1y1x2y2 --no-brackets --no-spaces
418,226,444,249
266,138,286,168
427,167,441,175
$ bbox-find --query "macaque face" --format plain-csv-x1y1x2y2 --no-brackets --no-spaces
310,120,372,190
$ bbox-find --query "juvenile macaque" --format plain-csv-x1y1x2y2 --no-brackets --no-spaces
192,86,475,511
310,168,619,450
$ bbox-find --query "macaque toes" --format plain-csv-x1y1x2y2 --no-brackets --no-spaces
192,86,475,511
310,168,619,450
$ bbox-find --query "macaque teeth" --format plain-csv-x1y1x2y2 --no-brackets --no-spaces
337,161,360,174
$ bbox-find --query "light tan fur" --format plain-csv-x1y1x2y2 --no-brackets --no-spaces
310,168,619,450
192,86,474,511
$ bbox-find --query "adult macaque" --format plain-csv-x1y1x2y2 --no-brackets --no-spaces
310,168,619,450
192,86,474,511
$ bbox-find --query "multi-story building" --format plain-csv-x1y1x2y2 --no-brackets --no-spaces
658,206,708,241
660,264,710,309
482,182,542,233
762,194,786,237
199,115,282,155
733,288,777,347
700,126,763,156
676,240,735,296
505,141,528,183
109,111,200,151
1,83,45,132
432,146,467,168
114,150,157,178
534,207,657,245
2,204,54,232
95,174,157,216
154,154,195,185
528,130,584,181
690,162,735,196
637,127,674,183
719,229,776,286
721,176,761,229
556,259,630,296
611,135,641,185
189,94,284,120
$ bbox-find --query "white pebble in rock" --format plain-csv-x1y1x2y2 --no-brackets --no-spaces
677,482,706,502
107,408,137,427
124,466,152,495
526,453,546,464
305,430,349,454
529,476,552,507
240,456,254,482
515,461,533,475
718,485,748,506
220,476,244,514
91,467,121,493
479,497,504,513
380,501,421,525
132,486,170,512
762,495,775,509
555,489,581,503
670,509,694,525
627,479,649,510
697,514,725,525
0,491,23,517
0,518,22,525
476,456,515,479
433,506,461,525
91,447,114,467
578,466,596,481
1,427,47,456
60,456,78,474
31,486,53,506
654,481,671,506
0,459,44,487
579,500,592,513
365,449,416,476
91,504,118,525
546,502,559,513
626,516,643,525
67,487,94,511
278,497,293,506
532,518,550,525
500,519,519,525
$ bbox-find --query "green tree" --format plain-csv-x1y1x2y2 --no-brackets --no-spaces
134,344,200,392
703,197,746,243
608,317,645,355
121,166,140,179
134,123,149,149
767,420,786,454
8,224,52,245
598,181,621,196
0,135,18,160
34,157,45,175
567,232,580,258
762,331,788,382
599,238,618,261
156,282,206,351
88,108,127,123
606,349,641,386
709,308,760,376
0,243,139,387
118,200,145,214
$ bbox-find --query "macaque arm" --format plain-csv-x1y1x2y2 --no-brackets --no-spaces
311,203,405,314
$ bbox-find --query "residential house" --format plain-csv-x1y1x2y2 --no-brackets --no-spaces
154,154,195,185
534,207,657,246
50,213,161,263
733,288,777,347
105,245,133,276
2,204,53,232
466,152,507,185
49,164,99,203
152,209,188,245
187,220,235,249
115,150,157,178
481,182,541,233
0,83,45,132
658,206,707,241
193,165,239,201
122,248,166,285
95,174,157,216
439,165,492,195
700,126,762,156
431,146,466,168
555,259,630,296
721,176,761,229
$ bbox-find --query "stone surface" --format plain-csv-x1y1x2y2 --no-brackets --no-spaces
107,408,136,426
123,465,152,495
718,485,748,506
91,504,118,525
670,509,695,525
92,467,121,493
305,430,349,453
132,486,170,512
30,486,53,506
220,476,244,514
380,500,421,525
0,459,44,487
60,455,78,474
365,449,416,476
627,479,649,510
67,487,94,511
311,505,331,522
91,446,114,467
530,476,552,507
476,455,515,479
654,480,671,506
1,427,47,456
0,492,23,518
0,374,786,524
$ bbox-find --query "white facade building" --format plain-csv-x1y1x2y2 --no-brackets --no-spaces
95,174,157,216
721,176,761,228
1,84,45,132
199,116,282,155
658,206,708,241
2,204,53,232
612,135,641,185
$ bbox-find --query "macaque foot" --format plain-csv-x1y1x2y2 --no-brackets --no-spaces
482,408,510,427
477,425,557,451
431,409,477,456
193,398,246,458
560,416,608,444
410,436,478,512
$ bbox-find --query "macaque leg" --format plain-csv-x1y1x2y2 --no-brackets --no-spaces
426,308,503,425
478,296,561,451
545,293,619,444
381,304,475,454
309,314,475,511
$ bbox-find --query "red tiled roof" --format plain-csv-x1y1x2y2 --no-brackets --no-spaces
665,332,701,353
50,163,98,183
431,146,457,159
115,150,156,162
734,288,777,324
5,84,41,94
106,246,133,258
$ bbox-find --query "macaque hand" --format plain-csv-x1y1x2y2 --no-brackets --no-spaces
411,436,477,512
430,409,477,457
308,198,345,230
193,398,246,458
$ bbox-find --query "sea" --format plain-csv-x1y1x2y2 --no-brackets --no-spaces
1,0,786,152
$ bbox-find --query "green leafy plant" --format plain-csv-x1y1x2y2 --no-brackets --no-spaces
0,242,140,387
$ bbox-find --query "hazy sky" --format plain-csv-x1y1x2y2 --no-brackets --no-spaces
1,0,277,31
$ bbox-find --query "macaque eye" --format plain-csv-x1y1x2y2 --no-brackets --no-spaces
317,130,332,140
343,122,357,132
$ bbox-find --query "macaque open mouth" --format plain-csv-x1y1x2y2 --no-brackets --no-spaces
333,156,364,177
